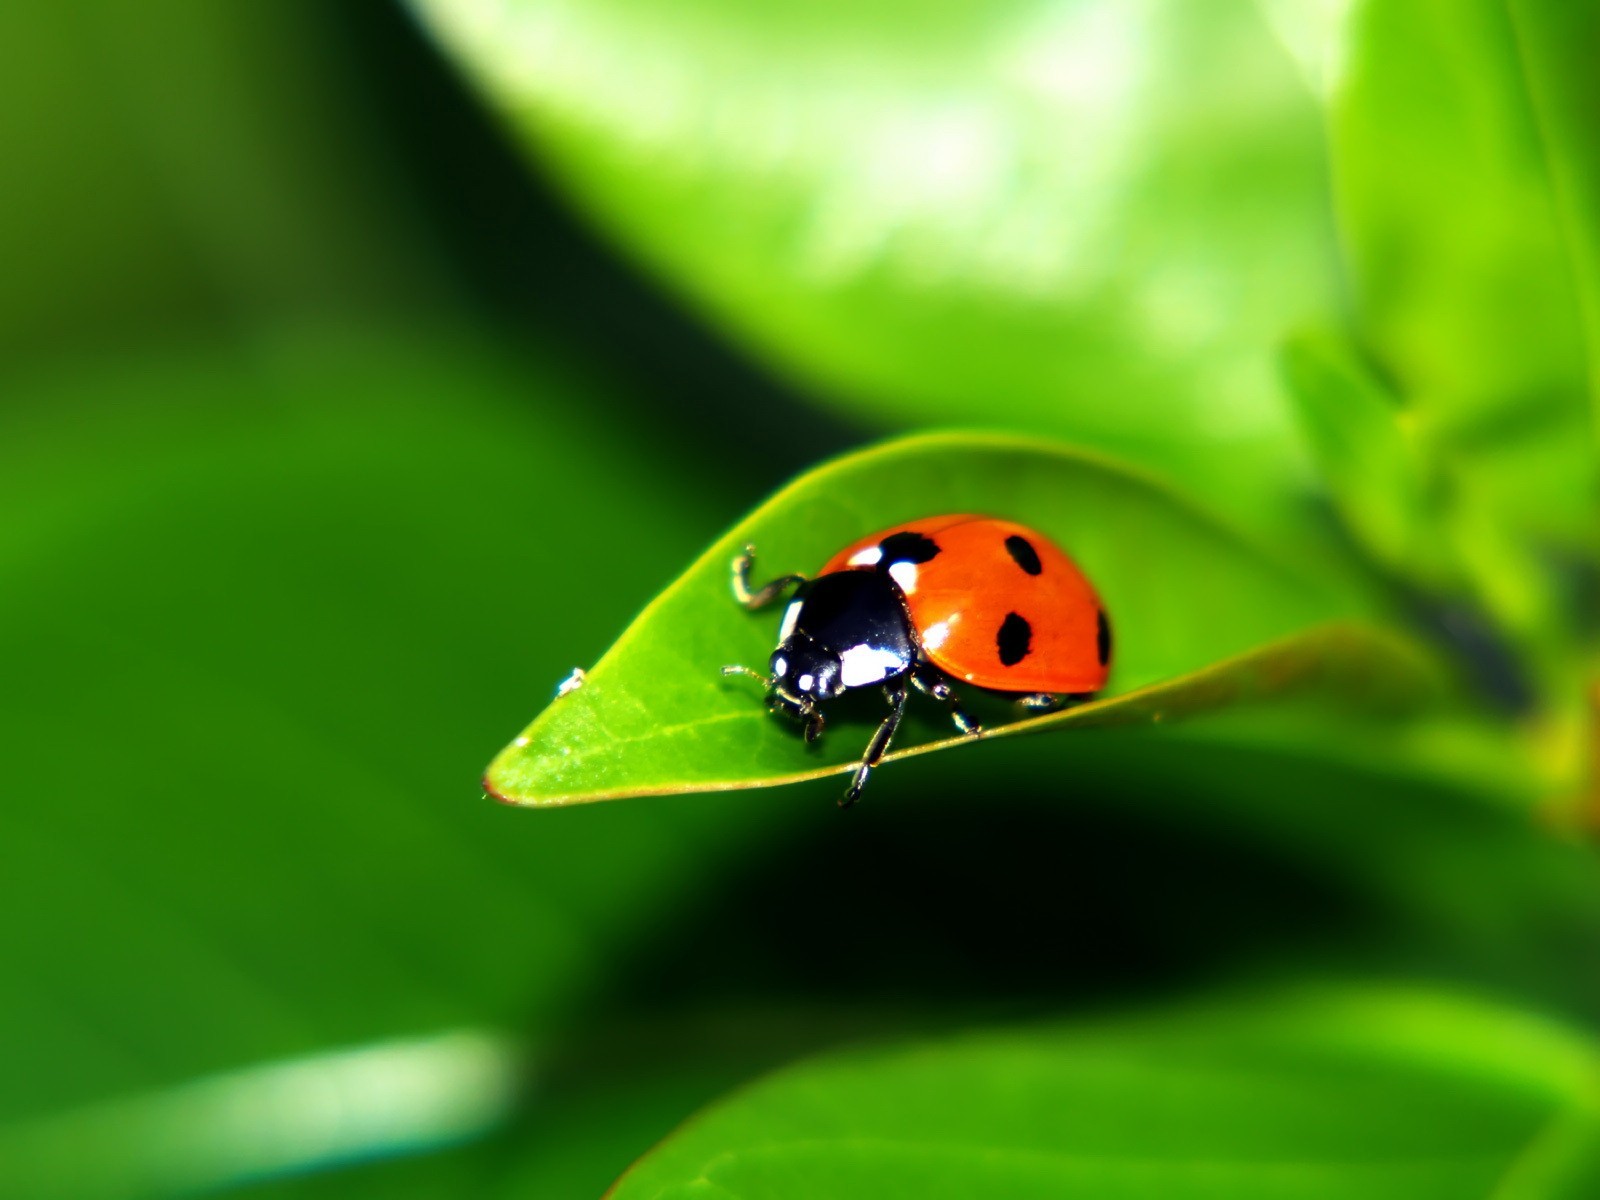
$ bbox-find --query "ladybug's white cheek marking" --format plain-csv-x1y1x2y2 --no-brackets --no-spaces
848,547,883,567
887,561,919,592
839,644,903,688
778,598,804,641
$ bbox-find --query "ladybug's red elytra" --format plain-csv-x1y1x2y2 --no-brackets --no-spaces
722,515,1112,806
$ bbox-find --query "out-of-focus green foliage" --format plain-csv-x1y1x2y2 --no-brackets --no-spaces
3,0,1599,1197
488,432,1432,806
415,0,1341,543
610,986,1600,1199
0,3,446,363
0,333,792,1193
1326,0,1600,702
1280,331,1449,588
1332,0,1599,474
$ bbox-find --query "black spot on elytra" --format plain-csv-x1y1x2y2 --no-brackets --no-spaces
878,531,941,566
997,612,1032,666
1004,535,1042,575
1097,610,1112,667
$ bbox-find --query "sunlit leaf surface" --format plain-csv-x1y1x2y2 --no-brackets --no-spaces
415,0,1341,541
608,986,1600,1200
1330,0,1600,552
486,433,1429,806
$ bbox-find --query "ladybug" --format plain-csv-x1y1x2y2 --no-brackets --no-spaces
722,515,1111,806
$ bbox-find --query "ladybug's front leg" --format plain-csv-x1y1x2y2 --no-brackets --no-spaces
731,545,808,611
910,664,980,736
840,680,907,808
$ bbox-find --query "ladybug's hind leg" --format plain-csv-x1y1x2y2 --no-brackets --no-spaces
910,664,980,736
732,544,807,610
840,680,908,808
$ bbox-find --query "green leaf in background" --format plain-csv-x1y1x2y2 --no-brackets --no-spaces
1330,0,1599,555
1505,1,1600,448
0,3,446,368
486,432,1431,807
414,0,1342,543
0,330,801,1190
1281,330,1447,589
1283,325,1571,706
609,985,1600,1200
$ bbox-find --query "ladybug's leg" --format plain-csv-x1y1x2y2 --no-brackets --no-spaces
910,664,980,735
745,681,825,743
1016,693,1066,713
801,703,825,744
722,664,773,689
840,680,907,808
796,700,825,748
731,545,807,611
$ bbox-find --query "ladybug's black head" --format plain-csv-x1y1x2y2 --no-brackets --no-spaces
723,567,917,746
770,635,845,706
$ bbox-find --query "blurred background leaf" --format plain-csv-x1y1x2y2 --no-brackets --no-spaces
608,985,1600,1199
414,0,1345,546
1327,0,1600,676
1331,0,1600,452
0,332,819,1193
1280,331,1447,590
0,2,449,365
0,335,681,1087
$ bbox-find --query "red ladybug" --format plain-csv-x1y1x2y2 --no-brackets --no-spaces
723,515,1111,806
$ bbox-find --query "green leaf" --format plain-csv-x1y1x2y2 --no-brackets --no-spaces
1281,329,1447,588
0,332,784,1139
606,985,1600,1200
1506,1,1600,449
0,5,444,365
415,0,1341,542
1282,329,1584,727
1329,0,1600,551
487,433,1432,807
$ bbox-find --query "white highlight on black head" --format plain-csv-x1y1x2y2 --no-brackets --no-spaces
838,643,906,688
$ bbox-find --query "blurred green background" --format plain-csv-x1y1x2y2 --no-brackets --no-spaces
3,2,1598,1197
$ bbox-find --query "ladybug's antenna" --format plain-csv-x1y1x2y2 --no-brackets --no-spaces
721,664,773,690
